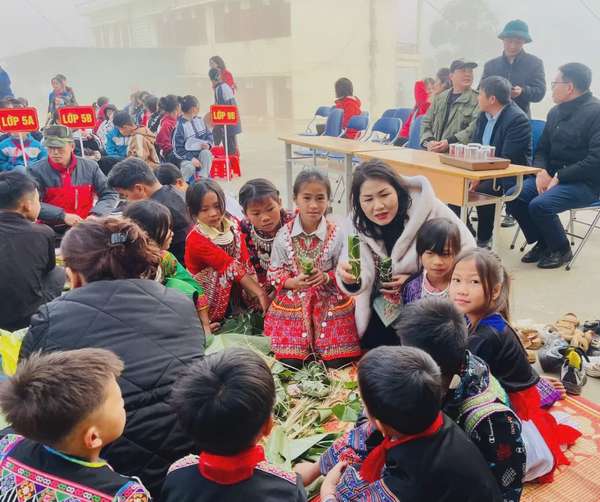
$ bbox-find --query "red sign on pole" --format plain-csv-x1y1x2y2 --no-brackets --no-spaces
0,107,39,133
58,106,96,129
210,105,239,125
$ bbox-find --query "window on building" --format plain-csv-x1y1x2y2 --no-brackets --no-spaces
214,0,291,43
156,5,208,47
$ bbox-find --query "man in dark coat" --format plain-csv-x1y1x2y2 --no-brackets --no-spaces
507,63,600,268
481,20,546,118
470,76,532,247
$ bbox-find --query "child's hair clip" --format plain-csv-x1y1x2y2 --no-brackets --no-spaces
109,231,129,247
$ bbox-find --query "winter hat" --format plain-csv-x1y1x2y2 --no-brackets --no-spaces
498,20,532,43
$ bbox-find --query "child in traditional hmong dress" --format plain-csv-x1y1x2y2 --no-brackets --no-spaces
264,170,360,368
0,349,150,502
239,178,295,294
401,218,461,304
184,179,269,325
450,248,578,483
124,199,211,334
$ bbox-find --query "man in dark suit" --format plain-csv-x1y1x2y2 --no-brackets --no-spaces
470,76,532,248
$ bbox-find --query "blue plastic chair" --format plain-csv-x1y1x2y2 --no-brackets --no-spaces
382,108,412,124
302,105,333,135
345,112,369,139
364,117,401,144
295,108,344,158
530,119,546,158
406,115,424,149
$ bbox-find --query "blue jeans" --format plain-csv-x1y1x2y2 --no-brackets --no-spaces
180,149,213,182
506,177,599,251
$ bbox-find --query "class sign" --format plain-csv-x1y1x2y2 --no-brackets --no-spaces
58,106,96,129
0,107,39,133
210,105,238,125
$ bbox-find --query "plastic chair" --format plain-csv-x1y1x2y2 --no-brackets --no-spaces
509,119,547,249
530,119,546,158
294,108,344,158
406,115,424,149
565,200,600,270
382,108,412,125
345,112,369,140
302,106,332,135
364,117,402,144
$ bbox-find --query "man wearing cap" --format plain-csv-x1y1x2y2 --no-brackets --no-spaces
420,59,480,153
481,20,546,118
29,125,118,231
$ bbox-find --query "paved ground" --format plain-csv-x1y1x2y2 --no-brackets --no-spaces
225,118,600,403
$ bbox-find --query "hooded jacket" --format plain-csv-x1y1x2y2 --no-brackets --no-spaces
400,81,432,138
335,96,362,139
156,114,177,156
128,126,160,168
19,279,205,496
29,155,119,222
0,134,47,172
336,175,475,336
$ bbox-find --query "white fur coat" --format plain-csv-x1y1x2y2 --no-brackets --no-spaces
336,175,476,336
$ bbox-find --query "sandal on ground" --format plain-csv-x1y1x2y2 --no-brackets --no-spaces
521,328,543,350
554,313,579,342
527,349,537,364
570,329,590,353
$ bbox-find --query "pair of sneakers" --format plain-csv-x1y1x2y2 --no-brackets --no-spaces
539,334,589,395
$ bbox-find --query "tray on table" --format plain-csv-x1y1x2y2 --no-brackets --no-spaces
439,154,510,171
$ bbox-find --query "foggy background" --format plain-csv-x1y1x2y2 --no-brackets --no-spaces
2,0,600,122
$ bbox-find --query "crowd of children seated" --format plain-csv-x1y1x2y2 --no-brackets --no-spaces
0,151,589,501
0,51,593,501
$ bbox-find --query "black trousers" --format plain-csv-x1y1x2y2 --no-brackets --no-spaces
213,125,238,155
360,312,401,351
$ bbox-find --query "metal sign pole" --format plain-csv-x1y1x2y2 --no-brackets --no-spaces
223,125,231,182
19,133,28,170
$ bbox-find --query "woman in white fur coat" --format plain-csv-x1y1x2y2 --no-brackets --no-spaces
337,159,475,349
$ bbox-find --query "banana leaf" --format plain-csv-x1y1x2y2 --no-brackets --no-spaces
217,311,264,336
206,333,271,356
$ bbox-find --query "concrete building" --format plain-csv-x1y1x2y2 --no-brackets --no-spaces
79,0,422,119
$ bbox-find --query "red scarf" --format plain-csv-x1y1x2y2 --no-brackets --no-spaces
359,412,444,483
199,445,265,485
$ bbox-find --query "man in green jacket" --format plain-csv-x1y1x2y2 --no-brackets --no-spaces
420,59,480,153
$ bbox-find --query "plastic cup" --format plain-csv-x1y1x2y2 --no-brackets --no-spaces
468,143,482,149
454,144,465,158
487,146,496,159
466,146,479,160
449,144,457,156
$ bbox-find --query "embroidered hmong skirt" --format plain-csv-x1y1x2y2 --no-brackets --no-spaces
264,285,361,362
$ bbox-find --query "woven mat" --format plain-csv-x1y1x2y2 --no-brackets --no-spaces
522,396,600,501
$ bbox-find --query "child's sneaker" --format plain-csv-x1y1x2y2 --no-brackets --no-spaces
585,356,600,378
560,347,589,395
539,335,568,373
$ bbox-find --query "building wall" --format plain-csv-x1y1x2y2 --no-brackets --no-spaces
79,0,422,120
